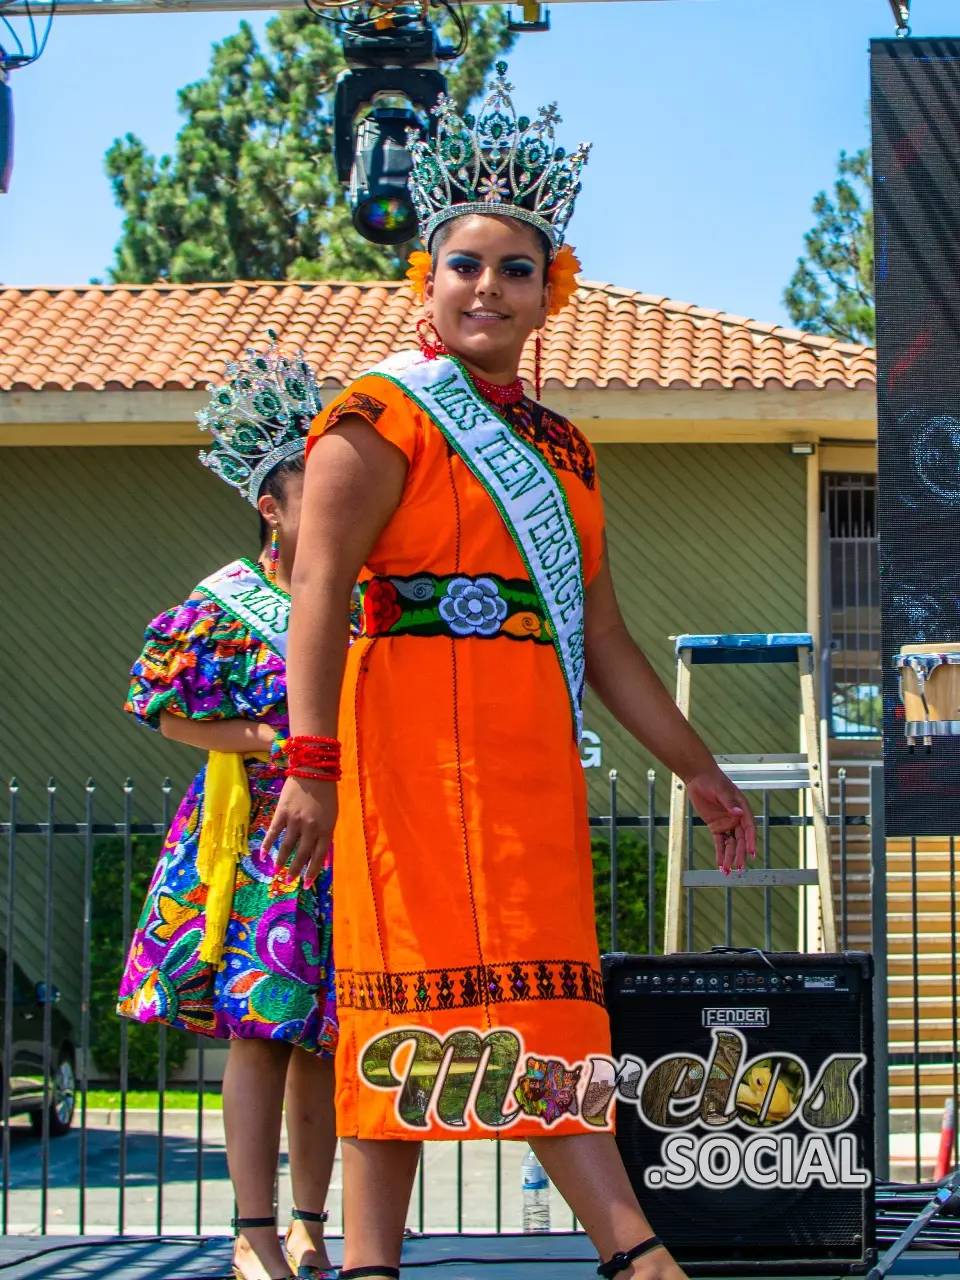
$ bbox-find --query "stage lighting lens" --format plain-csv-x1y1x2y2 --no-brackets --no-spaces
356,195,418,241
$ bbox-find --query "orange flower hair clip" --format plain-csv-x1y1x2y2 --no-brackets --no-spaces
405,244,582,318
547,244,581,316
405,250,432,300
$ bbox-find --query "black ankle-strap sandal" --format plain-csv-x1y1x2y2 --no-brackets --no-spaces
233,1216,279,1232
291,1208,330,1224
284,1209,337,1279
597,1236,664,1278
339,1269,400,1279
231,1217,294,1280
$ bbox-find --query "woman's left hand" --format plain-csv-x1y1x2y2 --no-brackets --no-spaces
685,770,757,875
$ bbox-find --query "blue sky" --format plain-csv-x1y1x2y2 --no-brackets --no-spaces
0,0,956,324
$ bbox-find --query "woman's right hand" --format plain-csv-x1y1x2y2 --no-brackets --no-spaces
262,775,338,889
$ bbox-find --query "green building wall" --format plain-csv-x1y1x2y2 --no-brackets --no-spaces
586,442,808,953
1,440,806,1020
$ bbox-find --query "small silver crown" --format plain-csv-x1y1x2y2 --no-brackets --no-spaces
407,61,591,255
197,331,322,506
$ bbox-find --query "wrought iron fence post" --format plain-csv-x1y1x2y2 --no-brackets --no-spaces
2,780,17,1236
157,777,172,1236
418,1143,425,1234
647,771,656,956
685,800,695,952
869,765,889,1180
608,770,618,953
40,779,56,1234
494,1140,501,1235
762,791,772,952
119,778,134,1235
195,1037,205,1234
79,779,95,1236
456,1141,463,1234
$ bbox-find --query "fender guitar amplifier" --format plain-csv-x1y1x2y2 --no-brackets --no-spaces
603,951,875,1274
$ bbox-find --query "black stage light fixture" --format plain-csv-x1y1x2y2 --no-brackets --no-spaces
0,68,12,194
333,60,446,247
349,103,421,244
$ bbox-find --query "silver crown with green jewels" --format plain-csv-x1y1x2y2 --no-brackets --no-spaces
197,331,322,506
406,61,591,257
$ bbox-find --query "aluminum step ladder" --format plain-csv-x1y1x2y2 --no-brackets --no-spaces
664,632,837,954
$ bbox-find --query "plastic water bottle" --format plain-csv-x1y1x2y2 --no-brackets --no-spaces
521,1146,551,1233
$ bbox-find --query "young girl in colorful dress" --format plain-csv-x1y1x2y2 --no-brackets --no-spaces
266,68,757,1280
118,338,338,1280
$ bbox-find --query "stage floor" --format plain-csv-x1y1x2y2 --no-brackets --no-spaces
2,1235,960,1280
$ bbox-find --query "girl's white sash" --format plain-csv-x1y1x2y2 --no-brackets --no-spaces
197,559,290,659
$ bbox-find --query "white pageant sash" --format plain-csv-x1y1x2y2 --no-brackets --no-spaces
370,351,586,740
196,559,290,659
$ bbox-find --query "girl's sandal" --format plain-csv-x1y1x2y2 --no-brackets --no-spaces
231,1215,294,1280
597,1236,665,1278
283,1208,339,1280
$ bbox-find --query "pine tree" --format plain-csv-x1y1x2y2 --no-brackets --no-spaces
783,147,874,346
105,8,514,284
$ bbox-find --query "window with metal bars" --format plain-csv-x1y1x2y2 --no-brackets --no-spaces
820,473,881,738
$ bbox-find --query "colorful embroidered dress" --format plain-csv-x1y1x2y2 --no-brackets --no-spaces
308,373,609,1140
117,561,337,1054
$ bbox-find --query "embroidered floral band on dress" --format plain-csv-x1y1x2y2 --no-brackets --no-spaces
337,959,606,1013
359,573,553,642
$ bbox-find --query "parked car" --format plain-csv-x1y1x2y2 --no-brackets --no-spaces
0,952,77,1137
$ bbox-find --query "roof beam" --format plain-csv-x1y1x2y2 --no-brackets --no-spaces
0,387,878,447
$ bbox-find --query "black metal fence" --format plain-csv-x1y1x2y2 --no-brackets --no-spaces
0,764,949,1237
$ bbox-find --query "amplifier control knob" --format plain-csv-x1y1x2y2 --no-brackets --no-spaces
695,977,704,987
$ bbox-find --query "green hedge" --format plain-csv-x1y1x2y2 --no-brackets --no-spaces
591,831,665,955
91,835,191,1084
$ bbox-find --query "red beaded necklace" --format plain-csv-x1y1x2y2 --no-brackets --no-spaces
416,321,526,404
468,371,525,406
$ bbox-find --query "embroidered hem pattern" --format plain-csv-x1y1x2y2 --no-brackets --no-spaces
359,572,552,642
337,959,605,1013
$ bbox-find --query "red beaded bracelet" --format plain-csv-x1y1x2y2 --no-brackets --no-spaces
286,734,342,782
287,767,343,782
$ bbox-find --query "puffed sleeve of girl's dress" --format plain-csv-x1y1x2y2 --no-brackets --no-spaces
125,593,249,730
306,377,424,474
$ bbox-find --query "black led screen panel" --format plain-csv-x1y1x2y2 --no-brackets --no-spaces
872,38,960,835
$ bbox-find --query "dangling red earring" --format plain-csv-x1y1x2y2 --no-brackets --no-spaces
535,332,543,400
417,317,447,360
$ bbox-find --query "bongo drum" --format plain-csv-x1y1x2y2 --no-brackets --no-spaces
897,642,960,745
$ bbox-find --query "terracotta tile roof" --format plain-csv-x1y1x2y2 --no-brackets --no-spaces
0,280,877,393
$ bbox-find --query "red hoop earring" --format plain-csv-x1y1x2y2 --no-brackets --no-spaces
535,332,543,400
417,317,447,360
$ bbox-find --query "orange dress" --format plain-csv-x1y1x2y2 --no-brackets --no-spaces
308,373,612,1141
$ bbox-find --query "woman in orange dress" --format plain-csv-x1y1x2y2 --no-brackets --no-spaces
266,65,756,1280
